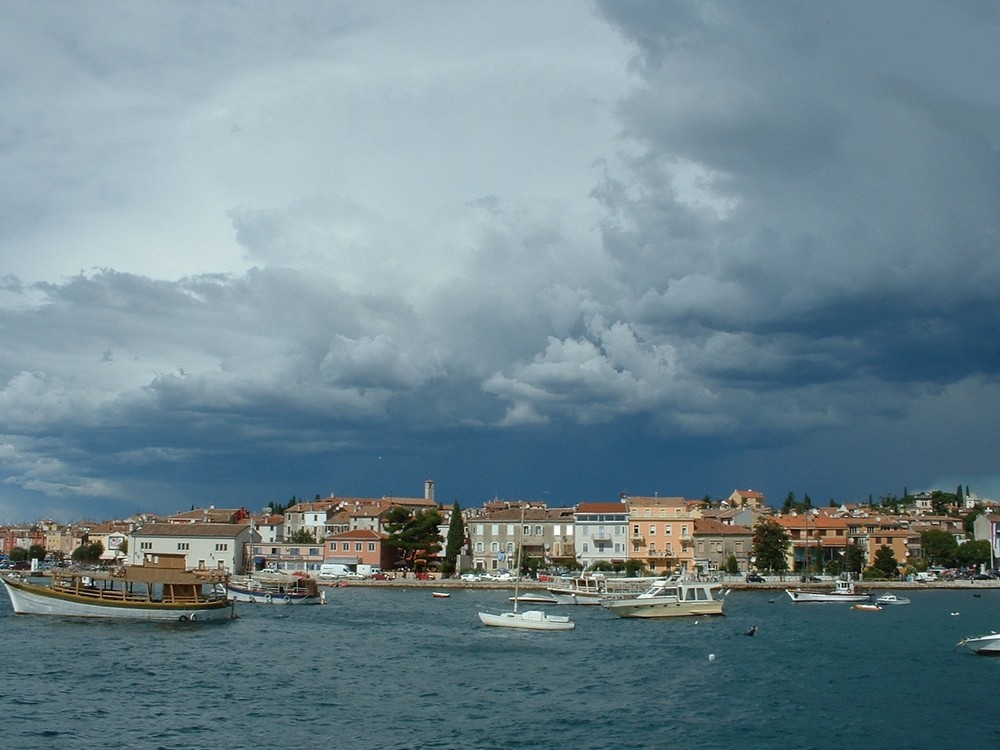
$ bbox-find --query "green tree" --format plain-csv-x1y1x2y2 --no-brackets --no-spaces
782,492,796,513
964,508,983,537
724,554,740,575
441,501,466,578
921,528,958,566
844,542,865,574
287,529,317,544
8,547,29,563
752,519,790,573
27,544,46,560
71,541,104,564
872,545,899,577
956,540,991,569
384,506,444,569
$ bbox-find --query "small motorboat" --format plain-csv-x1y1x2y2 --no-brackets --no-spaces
432,591,450,599
957,632,1000,655
875,593,910,606
510,593,559,605
853,603,882,612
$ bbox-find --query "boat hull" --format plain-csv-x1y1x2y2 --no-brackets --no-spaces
785,589,870,603
957,633,1000,655
2,576,231,622
225,585,319,605
601,599,724,619
478,610,575,631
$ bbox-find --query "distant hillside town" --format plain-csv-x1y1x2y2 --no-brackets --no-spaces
3,481,998,578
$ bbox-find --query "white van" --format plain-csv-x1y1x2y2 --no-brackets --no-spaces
318,563,362,580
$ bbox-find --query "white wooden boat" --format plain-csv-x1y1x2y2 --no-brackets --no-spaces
1,553,233,622
432,591,451,599
478,505,575,631
600,579,725,619
853,603,882,611
956,632,1000,655
226,571,320,605
875,593,911,606
786,576,870,603
478,609,575,630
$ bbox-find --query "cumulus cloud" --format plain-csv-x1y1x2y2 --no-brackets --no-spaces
0,1,998,520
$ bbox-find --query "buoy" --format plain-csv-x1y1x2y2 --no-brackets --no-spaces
951,612,960,616
708,653,716,662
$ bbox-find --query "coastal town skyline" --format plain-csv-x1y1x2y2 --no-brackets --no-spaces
2,2,998,524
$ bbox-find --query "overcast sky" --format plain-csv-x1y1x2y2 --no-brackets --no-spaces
2,0,999,523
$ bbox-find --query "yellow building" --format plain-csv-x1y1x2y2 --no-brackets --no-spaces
626,496,702,574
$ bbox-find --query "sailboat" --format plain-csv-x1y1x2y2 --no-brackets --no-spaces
477,505,575,631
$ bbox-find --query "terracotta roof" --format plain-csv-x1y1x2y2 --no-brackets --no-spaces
133,522,249,538
576,503,628,513
325,528,386,541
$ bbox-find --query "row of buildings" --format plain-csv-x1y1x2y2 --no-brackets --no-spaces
2,482,997,576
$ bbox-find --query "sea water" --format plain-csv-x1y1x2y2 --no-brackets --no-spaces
2,585,999,750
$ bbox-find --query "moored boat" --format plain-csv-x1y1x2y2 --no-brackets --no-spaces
510,592,559,605
547,574,656,605
875,593,911,606
786,575,870,603
1,553,233,622
600,579,725,619
477,609,575,630
226,570,320,605
853,603,882,611
478,504,575,631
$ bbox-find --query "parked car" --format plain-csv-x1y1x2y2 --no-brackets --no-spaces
746,573,766,583
460,572,482,582
370,572,392,580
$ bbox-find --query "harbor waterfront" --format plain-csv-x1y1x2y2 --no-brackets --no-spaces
4,583,1000,750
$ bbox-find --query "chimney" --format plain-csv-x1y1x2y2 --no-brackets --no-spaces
424,480,435,502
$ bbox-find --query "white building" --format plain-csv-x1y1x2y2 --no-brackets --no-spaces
128,522,255,573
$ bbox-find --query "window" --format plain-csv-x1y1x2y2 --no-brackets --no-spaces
309,548,319,556
491,542,499,552
664,525,673,535
491,524,499,536
214,543,228,552
367,543,376,552
475,541,484,553
140,542,152,550
177,542,189,551
553,524,561,535
533,525,542,536
649,524,655,535
633,525,640,536
355,543,362,552
582,543,589,553
342,543,349,551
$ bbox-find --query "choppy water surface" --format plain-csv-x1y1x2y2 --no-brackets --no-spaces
3,585,999,749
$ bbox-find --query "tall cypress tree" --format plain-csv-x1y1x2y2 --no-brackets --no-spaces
443,501,465,577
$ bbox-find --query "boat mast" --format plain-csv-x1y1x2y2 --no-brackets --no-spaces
513,504,526,613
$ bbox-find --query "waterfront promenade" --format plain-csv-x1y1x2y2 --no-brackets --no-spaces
334,575,1000,592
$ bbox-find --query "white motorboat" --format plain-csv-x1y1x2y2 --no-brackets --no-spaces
1,553,233,622
786,576,870,603
478,505,575,631
600,579,725,619
510,593,559,605
853,603,882,611
956,632,1000,655
547,574,655,605
875,593,911,606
